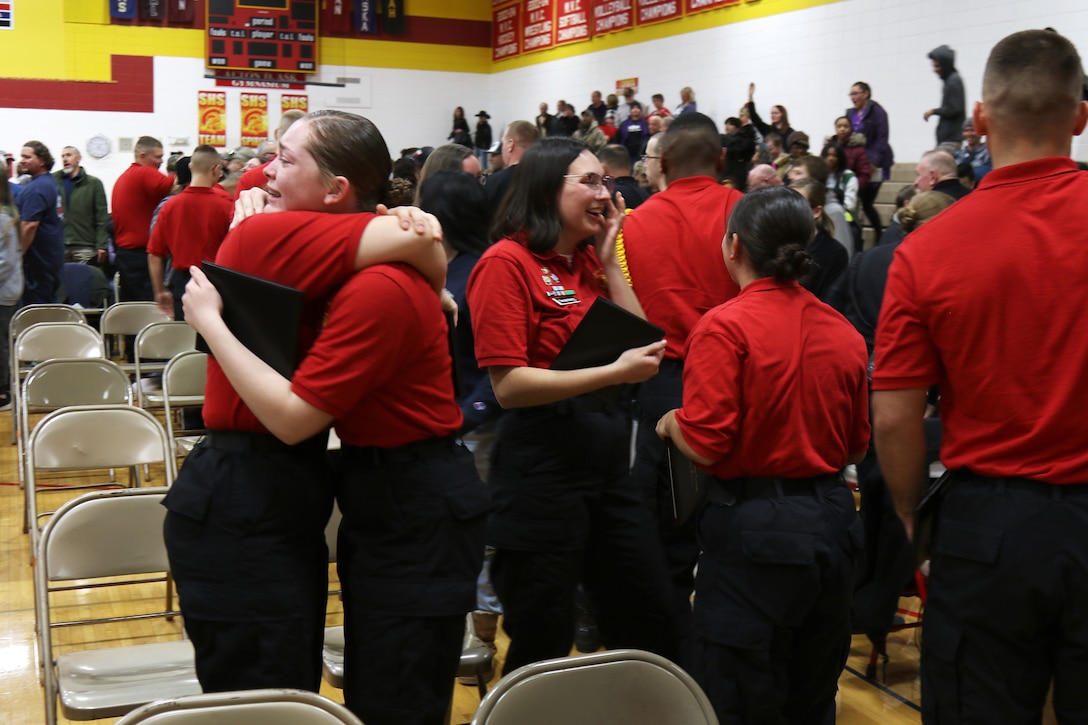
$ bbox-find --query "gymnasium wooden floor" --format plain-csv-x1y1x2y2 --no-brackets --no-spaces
0,407,926,724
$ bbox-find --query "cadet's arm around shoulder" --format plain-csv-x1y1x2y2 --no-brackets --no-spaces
355,211,446,292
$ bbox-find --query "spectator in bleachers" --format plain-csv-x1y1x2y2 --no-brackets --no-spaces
486,120,539,212
598,143,648,209
832,116,873,194
876,184,917,247
915,148,970,201
746,82,794,147
585,90,607,123
676,86,697,114
791,179,848,300
821,141,859,217
778,131,812,181
553,101,579,137
954,118,992,183
647,93,672,120
573,110,607,153
535,102,553,139
764,132,787,169
616,87,639,125
788,155,854,256
747,163,782,191
641,132,666,193
847,82,893,238
616,103,650,162
924,45,967,144
600,111,618,140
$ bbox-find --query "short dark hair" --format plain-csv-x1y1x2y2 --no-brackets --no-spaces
660,120,722,178
22,140,54,171
134,136,162,156
983,29,1084,134
652,93,664,102
597,144,632,175
796,155,829,185
493,136,587,253
726,186,813,283
418,170,489,257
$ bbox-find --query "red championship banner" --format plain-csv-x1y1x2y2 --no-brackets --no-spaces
281,94,309,114
240,93,268,148
636,0,681,25
522,0,554,54
555,0,590,45
685,0,738,13
592,0,632,36
492,2,520,61
197,91,227,147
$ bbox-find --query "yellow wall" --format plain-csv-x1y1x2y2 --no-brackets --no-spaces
0,0,836,82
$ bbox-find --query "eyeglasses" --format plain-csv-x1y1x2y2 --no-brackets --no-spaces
641,154,660,163
562,173,615,194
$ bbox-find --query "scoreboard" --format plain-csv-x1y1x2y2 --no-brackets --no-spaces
206,0,318,74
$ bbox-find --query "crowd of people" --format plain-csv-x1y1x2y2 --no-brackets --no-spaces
2,27,1087,725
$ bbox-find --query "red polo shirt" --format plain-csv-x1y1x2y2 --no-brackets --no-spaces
202,211,373,432
112,164,175,250
147,186,233,270
874,156,1088,483
291,263,461,447
677,278,869,479
468,238,609,369
620,176,742,359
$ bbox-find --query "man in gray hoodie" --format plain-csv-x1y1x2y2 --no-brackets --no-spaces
924,45,966,144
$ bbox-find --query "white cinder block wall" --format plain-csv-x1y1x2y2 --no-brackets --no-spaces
489,0,1088,168
4,0,1087,198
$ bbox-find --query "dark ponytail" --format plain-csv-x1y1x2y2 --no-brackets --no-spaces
726,186,814,283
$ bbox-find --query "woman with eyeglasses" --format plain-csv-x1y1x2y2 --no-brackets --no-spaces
846,82,894,238
467,136,679,673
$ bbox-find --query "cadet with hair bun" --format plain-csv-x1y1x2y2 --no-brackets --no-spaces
657,185,870,724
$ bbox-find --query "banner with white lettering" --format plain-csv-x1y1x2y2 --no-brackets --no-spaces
684,0,737,14
197,91,227,147
281,94,310,115
555,0,590,46
354,0,377,33
492,2,521,62
592,0,632,36
322,0,353,33
240,93,269,148
636,0,681,26
110,0,137,19
522,0,554,54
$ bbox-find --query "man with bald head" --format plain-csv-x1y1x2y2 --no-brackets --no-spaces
874,30,1088,722
914,148,969,200
53,146,108,265
746,163,782,191
617,112,744,667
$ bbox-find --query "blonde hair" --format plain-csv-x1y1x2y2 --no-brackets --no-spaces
898,190,954,233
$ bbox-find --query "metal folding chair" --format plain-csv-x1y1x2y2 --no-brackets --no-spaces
115,689,363,725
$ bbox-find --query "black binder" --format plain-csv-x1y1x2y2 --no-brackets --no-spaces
550,297,665,401
666,439,710,525
194,262,305,379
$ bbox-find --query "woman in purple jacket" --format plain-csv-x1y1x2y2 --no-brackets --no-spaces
847,81,894,238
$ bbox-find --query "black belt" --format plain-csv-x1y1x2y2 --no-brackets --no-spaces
341,434,459,467
960,469,1088,499
710,473,843,503
204,429,328,457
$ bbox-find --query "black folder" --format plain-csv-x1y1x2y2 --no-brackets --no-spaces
550,297,665,401
194,262,305,379
666,439,710,525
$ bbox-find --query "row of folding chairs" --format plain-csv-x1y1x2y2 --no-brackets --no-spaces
36,484,715,724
